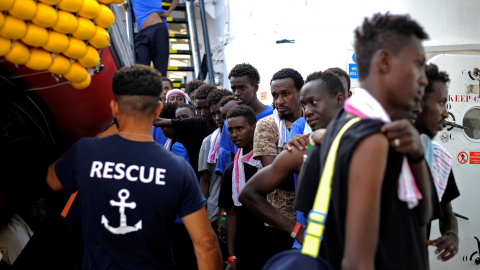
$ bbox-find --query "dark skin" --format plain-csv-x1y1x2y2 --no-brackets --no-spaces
429,202,459,261
224,116,255,270
239,81,344,244
342,36,430,269
216,100,238,242
196,99,217,130
416,81,458,261
198,102,227,200
257,77,302,167
230,75,265,115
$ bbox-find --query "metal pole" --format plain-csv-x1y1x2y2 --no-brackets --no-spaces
198,0,215,84
186,0,202,80
126,1,136,63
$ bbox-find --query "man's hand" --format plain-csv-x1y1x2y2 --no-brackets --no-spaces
284,134,310,152
427,233,459,261
295,225,306,245
217,218,226,243
310,129,326,145
158,11,171,18
226,261,236,270
381,119,423,159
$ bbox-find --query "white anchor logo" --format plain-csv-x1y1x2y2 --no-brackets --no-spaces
101,189,142,235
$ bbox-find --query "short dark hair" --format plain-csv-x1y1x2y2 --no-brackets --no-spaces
228,63,261,86
176,103,197,115
354,13,429,80
113,64,162,96
305,71,323,83
305,71,345,98
219,95,235,108
227,105,256,126
185,80,205,95
270,68,304,91
206,89,233,107
195,84,217,100
424,63,450,95
326,67,350,90
112,65,162,114
159,103,178,119
161,77,173,89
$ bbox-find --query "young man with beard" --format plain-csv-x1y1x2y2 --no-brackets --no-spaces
217,105,264,270
239,71,345,249
295,13,432,269
415,63,460,262
252,68,304,260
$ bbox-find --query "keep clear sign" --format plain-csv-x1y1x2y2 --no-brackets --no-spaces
349,53,358,79
346,49,359,89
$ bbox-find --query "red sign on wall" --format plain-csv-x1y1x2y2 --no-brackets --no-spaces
458,152,468,164
470,152,480,165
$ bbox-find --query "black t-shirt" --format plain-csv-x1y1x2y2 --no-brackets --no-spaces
171,117,214,177
441,171,460,205
296,109,423,270
218,163,265,241
427,170,460,238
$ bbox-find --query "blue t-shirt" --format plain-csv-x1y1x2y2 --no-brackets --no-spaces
216,105,274,174
171,142,190,163
152,126,168,146
289,117,308,249
131,0,167,32
55,135,205,269
214,148,231,175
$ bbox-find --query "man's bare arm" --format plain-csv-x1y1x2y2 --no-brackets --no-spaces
182,207,223,270
153,117,172,127
259,155,275,167
159,0,179,17
343,133,388,270
239,147,305,244
199,170,211,199
46,162,65,191
428,202,459,261
225,208,237,270
381,120,432,225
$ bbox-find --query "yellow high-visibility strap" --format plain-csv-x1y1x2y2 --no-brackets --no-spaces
301,117,361,257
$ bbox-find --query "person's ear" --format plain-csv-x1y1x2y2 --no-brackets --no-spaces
110,99,119,117
155,101,163,117
336,93,345,108
252,123,257,130
253,84,259,93
375,49,392,75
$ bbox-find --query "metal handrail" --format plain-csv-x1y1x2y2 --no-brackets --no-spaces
186,0,201,80
126,1,136,63
198,0,215,84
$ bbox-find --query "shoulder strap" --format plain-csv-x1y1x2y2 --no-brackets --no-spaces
301,117,361,257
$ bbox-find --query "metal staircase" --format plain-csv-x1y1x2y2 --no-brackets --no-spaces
126,0,215,88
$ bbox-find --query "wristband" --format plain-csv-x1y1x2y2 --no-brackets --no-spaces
220,217,226,221
221,211,227,216
444,230,458,239
290,222,301,238
407,153,424,164
227,256,237,263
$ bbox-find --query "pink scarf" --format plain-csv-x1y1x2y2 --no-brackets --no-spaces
344,88,422,209
207,128,222,164
232,149,262,206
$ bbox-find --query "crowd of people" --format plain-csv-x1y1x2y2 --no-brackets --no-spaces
0,12,461,270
